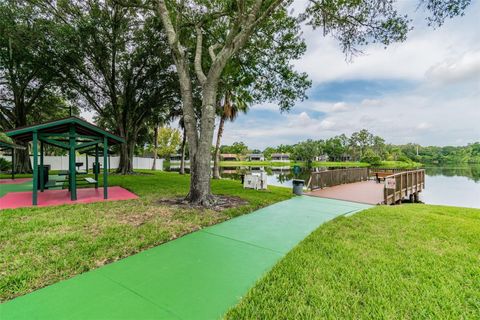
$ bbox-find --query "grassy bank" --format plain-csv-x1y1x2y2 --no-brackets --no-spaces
0,171,292,302
219,160,421,168
226,204,480,319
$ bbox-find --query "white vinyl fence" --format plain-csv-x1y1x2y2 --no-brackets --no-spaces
1,155,163,171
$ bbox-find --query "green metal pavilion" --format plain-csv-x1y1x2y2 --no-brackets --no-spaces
5,117,125,205
0,139,26,180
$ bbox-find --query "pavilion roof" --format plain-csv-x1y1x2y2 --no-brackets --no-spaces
0,139,26,151
5,117,125,145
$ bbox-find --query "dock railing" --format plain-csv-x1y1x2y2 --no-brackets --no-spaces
307,168,369,190
383,169,425,205
369,168,408,175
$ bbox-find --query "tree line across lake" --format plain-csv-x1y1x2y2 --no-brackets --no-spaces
216,129,480,166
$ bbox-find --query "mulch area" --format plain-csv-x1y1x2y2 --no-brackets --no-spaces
156,195,248,211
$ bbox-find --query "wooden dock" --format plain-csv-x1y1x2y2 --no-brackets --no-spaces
307,168,425,205
307,180,384,205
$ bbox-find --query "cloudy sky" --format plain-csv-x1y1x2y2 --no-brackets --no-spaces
220,0,480,150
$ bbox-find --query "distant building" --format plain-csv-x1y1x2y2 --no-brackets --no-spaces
247,154,265,161
220,154,238,161
271,153,290,162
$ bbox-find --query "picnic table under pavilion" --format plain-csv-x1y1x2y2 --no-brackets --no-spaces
4,117,125,206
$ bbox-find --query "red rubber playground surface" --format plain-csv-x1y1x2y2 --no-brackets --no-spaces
0,186,138,210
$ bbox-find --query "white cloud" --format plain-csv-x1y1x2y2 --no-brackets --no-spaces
319,119,336,130
292,0,480,84
332,102,350,112
251,102,280,111
360,99,381,107
416,122,433,130
425,50,480,85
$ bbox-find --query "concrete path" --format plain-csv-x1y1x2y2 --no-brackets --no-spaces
0,196,371,320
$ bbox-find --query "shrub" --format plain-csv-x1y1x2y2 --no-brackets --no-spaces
361,149,382,166
0,157,12,172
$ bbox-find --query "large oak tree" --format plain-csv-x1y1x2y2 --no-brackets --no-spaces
138,0,469,206
0,1,71,172
52,0,180,173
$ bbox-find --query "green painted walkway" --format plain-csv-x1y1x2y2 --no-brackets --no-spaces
0,196,371,320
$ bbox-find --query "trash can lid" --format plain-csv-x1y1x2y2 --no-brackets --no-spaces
292,179,305,184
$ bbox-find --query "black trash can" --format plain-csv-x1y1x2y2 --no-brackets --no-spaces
92,163,101,174
37,165,50,189
292,179,305,195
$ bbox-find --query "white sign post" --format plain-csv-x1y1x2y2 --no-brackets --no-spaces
385,178,396,189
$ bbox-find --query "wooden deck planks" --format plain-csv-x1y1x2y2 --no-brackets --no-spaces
307,180,385,205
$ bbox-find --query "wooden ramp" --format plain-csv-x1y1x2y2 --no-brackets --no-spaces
307,180,384,205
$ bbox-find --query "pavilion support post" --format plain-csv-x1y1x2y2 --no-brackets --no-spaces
69,126,77,201
95,144,99,189
32,131,38,205
85,154,89,174
11,147,15,180
103,137,108,199
40,141,44,192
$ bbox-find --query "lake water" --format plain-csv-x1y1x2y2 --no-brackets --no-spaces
165,164,480,209
420,166,480,209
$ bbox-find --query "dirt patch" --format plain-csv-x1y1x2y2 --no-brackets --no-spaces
116,206,171,227
156,195,248,211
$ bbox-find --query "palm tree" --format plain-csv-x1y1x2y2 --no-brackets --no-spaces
213,90,249,179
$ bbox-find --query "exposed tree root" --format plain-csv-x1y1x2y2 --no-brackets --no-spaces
157,195,248,211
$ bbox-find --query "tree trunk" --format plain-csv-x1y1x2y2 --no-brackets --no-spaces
14,142,32,173
185,85,218,205
117,137,135,174
188,152,214,205
179,127,187,175
152,125,159,170
212,116,225,179
14,107,32,173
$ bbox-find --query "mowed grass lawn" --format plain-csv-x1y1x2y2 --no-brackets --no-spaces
227,204,480,319
0,171,292,302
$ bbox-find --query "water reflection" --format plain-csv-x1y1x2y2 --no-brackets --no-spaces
420,166,480,208
424,166,480,183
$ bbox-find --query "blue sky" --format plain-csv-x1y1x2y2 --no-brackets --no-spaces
220,0,480,150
